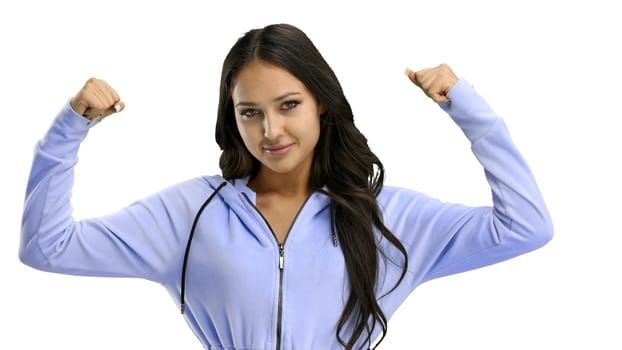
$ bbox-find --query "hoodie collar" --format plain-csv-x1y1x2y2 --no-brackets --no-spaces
205,174,331,228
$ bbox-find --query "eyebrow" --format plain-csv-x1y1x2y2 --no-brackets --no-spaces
235,92,302,107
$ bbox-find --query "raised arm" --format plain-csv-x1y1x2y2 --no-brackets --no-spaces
19,79,198,283
381,65,553,287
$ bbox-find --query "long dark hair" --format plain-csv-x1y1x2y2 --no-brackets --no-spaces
215,23,408,349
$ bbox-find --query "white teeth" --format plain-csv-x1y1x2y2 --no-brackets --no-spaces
114,103,121,113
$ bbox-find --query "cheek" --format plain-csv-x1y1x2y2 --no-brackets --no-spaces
305,112,322,142
294,117,321,150
235,120,252,145
235,119,263,153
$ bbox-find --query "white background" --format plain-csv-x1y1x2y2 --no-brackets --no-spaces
1,0,620,349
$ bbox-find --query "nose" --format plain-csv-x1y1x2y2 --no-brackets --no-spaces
262,112,284,140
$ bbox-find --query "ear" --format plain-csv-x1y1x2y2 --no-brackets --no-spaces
318,101,327,116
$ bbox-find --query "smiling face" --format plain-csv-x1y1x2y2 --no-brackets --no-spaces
231,60,325,179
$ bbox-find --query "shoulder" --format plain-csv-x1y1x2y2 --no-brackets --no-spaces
377,185,430,205
175,174,229,189
377,185,429,214
140,175,228,204
377,184,456,219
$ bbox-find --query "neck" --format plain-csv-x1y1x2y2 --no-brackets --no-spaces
248,165,312,198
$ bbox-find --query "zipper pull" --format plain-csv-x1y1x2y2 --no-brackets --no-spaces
279,244,285,269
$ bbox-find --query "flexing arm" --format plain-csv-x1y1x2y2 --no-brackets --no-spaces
383,65,553,286
19,79,194,283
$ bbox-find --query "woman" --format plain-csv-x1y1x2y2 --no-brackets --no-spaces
19,23,553,349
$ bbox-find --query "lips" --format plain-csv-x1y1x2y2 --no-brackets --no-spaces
263,143,293,155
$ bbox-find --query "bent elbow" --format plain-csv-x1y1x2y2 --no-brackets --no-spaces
19,246,44,271
19,254,38,271
536,218,554,247
497,209,554,253
523,214,554,251
18,231,50,272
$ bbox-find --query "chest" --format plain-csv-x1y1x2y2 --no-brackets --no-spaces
181,204,348,314
255,194,309,243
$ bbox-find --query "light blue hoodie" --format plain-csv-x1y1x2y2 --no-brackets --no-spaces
19,79,553,349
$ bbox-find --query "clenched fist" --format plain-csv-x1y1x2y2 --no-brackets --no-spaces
405,64,459,103
70,78,125,122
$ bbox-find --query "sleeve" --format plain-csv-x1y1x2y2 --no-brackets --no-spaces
19,101,196,284
380,79,554,286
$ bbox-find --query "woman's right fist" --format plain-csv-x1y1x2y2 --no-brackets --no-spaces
70,78,124,122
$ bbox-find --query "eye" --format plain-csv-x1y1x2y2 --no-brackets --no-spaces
281,100,300,110
240,108,260,118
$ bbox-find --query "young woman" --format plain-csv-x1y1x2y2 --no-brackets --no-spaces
19,23,553,349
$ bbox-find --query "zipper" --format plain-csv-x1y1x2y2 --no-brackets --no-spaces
276,243,285,349
241,193,312,350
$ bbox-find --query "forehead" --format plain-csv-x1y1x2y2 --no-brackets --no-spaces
231,60,309,102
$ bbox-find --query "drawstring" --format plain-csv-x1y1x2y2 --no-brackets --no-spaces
330,201,338,247
180,181,227,314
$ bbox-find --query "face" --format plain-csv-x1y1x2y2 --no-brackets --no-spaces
231,60,325,177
